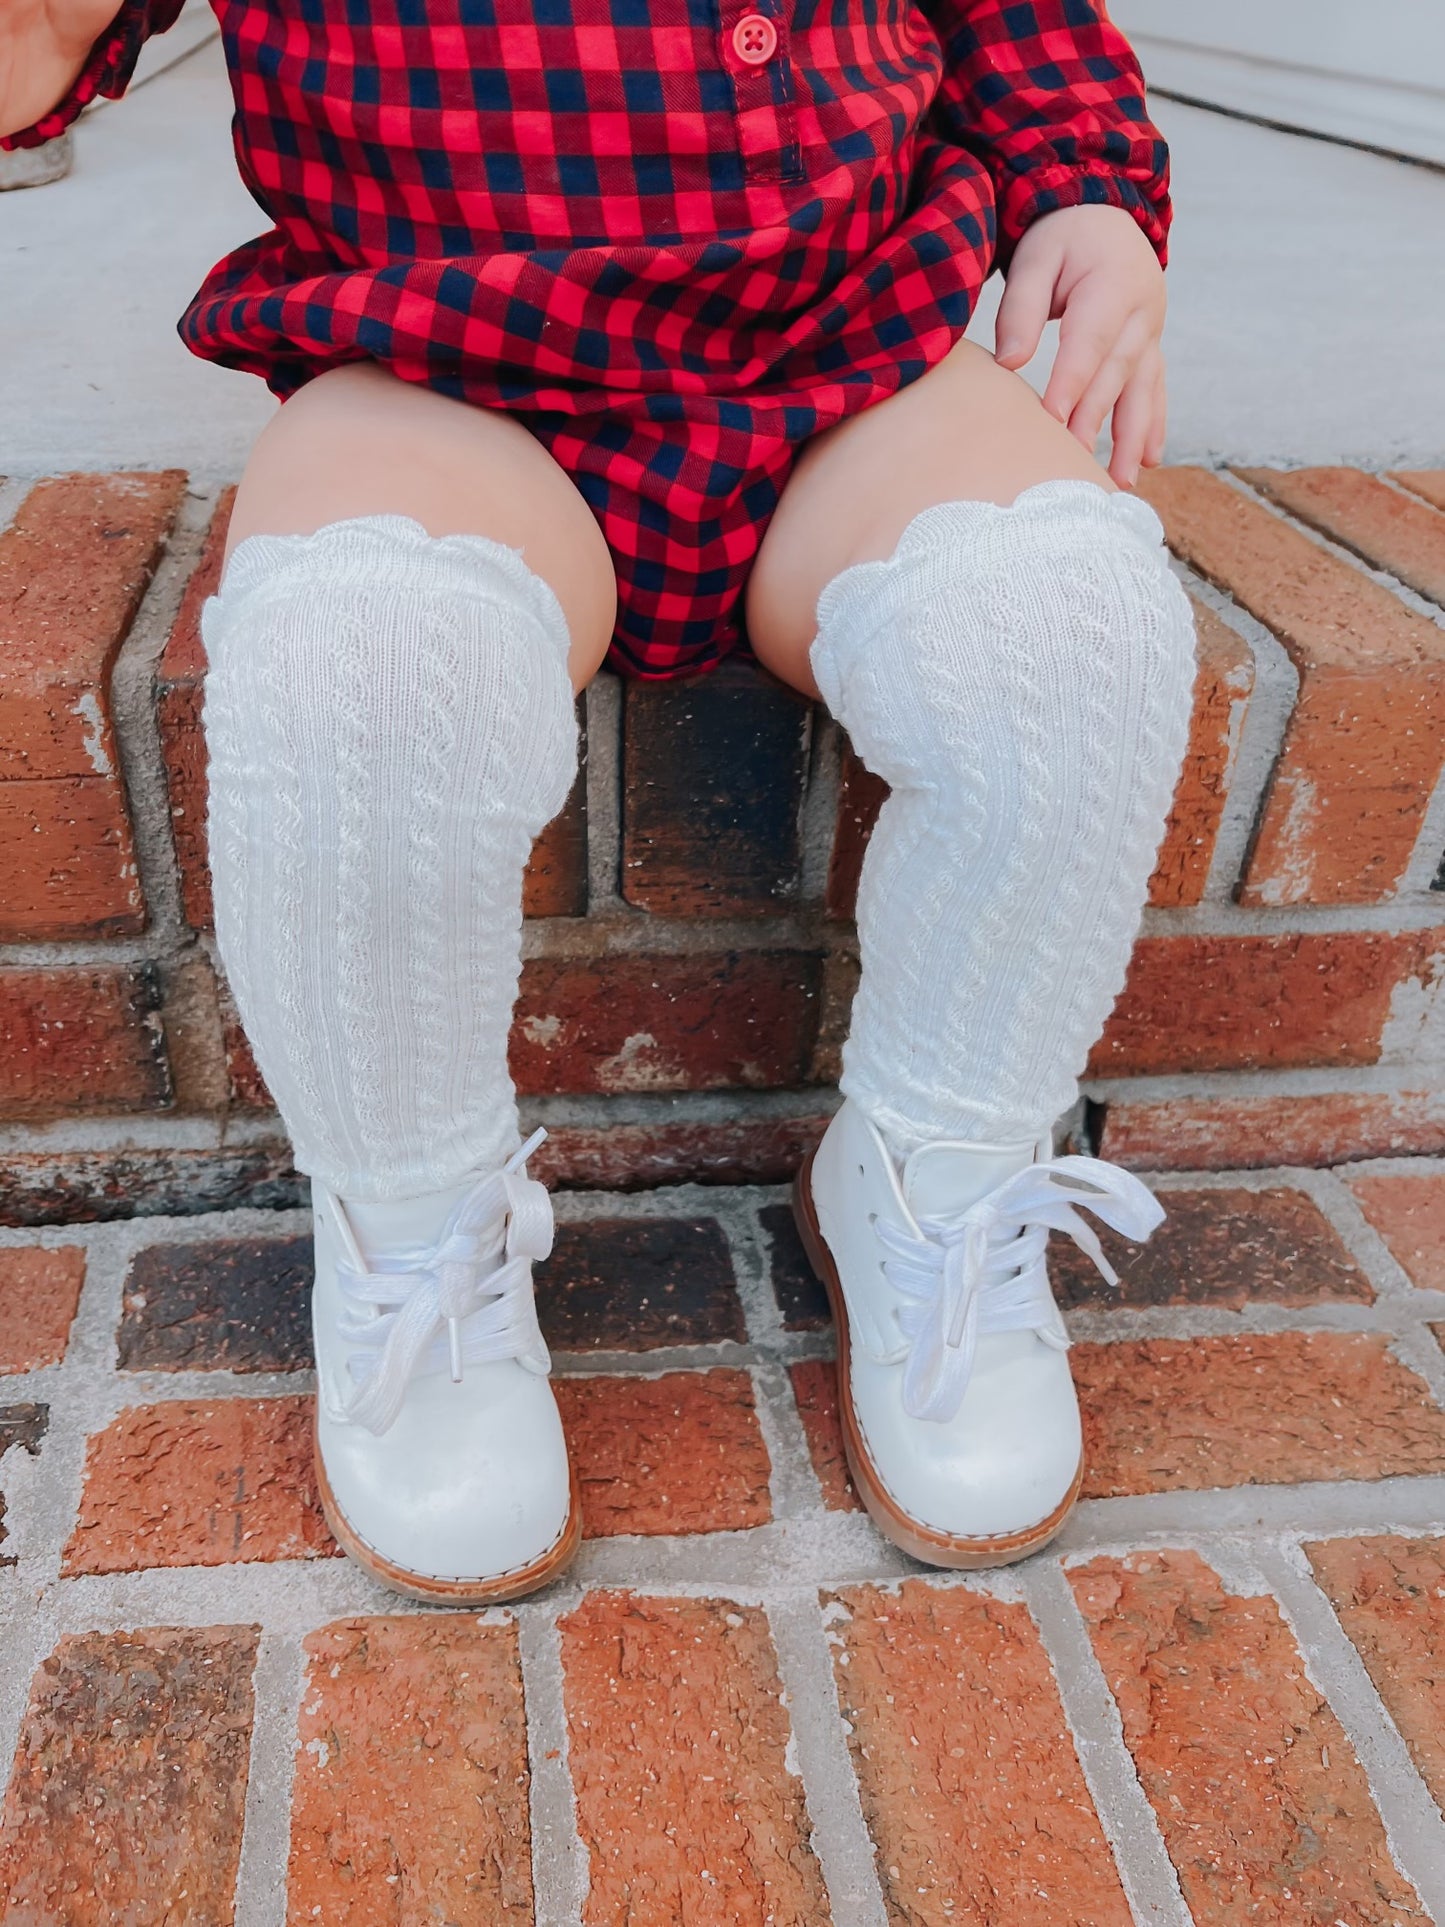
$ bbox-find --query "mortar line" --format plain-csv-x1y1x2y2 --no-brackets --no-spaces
1021,1559,1192,1927
516,1601,589,1927
765,1591,889,1927
1256,1539,1445,1921
582,670,623,913
1282,1164,1422,1299
233,1627,305,1927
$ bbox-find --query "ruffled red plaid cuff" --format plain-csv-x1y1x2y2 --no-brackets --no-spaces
1,0,186,150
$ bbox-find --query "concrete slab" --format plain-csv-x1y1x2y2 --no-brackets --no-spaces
2,39,1443,476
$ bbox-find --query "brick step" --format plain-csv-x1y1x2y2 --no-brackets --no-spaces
3,1165,1445,1918
1,467,1443,1210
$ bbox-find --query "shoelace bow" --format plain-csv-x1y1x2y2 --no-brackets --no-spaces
875,1154,1164,1422
334,1127,554,1436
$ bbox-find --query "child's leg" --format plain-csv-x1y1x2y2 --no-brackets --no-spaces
206,364,616,1599
748,337,1194,1157
747,341,1194,1563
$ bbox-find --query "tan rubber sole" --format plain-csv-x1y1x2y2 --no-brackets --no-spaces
791,1145,1082,1569
314,1418,584,1605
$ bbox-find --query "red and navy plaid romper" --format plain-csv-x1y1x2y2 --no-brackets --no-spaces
14,0,1170,679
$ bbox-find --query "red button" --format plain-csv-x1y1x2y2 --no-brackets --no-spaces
732,13,778,63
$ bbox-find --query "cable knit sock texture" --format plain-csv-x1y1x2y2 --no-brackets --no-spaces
810,481,1197,1161
201,514,579,1201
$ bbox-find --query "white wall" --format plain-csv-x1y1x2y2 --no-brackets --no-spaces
1111,0,1445,164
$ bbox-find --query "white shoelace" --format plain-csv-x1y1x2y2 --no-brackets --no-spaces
334,1127,555,1436
874,1154,1165,1422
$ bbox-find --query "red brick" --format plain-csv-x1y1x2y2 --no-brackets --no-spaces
532,1107,829,1190
622,660,811,915
156,489,587,925
0,1140,305,1227
0,474,184,936
1240,466,1445,607
1073,1333,1445,1497
63,1395,338,1574
824,741,888,921
511,950,822,1093
118,1236,313,1374
537,1216,745,1350
1138,465,1445,905
1306,1534,1445,1807
0,1625,258,1925
0,964,170,1118
828,1581,1131,1926
154,487,231,928
554,1369,771,1536
560,1592,828,1925
1095,1088,1445,1171
0,1246,85,1371
788,1358,861,1512
1050,1185,1371,1309
288,1615,533,1924
524,752,589,916
1147,600,1255,907
1086,929,1441,1076
1389,470,1445,515
1071,1549,1426,1924
1345,1171,1445,1291
761,1200,831,1329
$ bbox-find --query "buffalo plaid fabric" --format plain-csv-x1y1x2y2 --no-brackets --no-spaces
13,0,1170,679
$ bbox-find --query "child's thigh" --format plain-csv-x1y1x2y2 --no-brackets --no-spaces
745,338,1115,698
226,363,618,692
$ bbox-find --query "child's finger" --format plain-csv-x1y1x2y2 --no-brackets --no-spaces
1040,284,1125,427
1142,356,1168,467
993,254,1056,370
1106,365,1154,487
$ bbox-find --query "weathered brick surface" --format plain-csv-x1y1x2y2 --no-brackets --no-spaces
1138,464,1445,905
1345,1172,1445,1291
1073,1333,1445,1496
154,486,232,928
0,1625,259,1926
560,1592,829,1925
155,490,588,925
1086,930,1442,1076
288,1615,534,1924
1307,1534,1445,1807
828,1581,1131,1926
1240,466,1445,607
789,1359,860,1512
0,965,170,1118
0,1245,85,1370
0,1140,307,1227
530,1109,830,1192
64,1396,338,1573
118,1236,313,1373
622,660,811,915
1095,1089,1445,1172
1071,1550,1426,1924
555,1369,771,1536
760,1200,831,1330
0,473,185,939
1049,1186,1371,1309
0,1401,50,1565
1146,598,1255,907
511,950,822,1093
536,1216,745,1350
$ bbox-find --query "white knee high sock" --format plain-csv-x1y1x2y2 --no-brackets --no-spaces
201,514,579,1201
810,481,1196,1160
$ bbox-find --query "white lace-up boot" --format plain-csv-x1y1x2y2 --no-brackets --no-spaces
794,1099,1162,1565
310,1127,580,1602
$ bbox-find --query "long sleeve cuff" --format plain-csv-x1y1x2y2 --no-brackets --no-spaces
1,0,186,150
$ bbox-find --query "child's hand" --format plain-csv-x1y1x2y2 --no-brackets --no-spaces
993,205,1167,489
0,0,121,141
